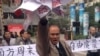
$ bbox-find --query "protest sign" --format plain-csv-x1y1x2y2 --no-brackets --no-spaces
14,0,73,18
15,0,41,11
1,37,100,56
37,5,50,18
52,0,61,8
66,37,100,52
0,44,39,56
36,0,52,10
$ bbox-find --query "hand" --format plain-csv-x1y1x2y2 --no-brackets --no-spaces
39,17,48,25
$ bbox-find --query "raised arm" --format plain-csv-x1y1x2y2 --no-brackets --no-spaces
36,17,50,56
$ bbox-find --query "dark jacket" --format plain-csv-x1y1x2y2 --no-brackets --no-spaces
16,37,34,45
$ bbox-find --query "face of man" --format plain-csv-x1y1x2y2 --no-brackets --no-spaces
49,26,60,45
5,32,11,39
89,27,96,36
22,32,30,40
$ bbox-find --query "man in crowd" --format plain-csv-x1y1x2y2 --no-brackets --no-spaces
16,29,34,45
36,18,73,56
86,26,100,56
2,31,17,46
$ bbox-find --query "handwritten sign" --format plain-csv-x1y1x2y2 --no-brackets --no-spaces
52,0,61,8
0,44,39,56
66,37,100,52
39,0,52,9
15,0,41,11
37,6,50,18
1,37,100,56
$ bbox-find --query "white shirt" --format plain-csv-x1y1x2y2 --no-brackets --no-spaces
56,42,59,48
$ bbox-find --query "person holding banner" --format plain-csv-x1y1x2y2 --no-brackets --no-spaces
36,17,73,56
86,26,100,56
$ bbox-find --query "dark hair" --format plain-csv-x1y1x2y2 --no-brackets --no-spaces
39,17,48,25
3,31,11,39
89,26,96,29
20,29,25,36
20,29,31,37
48,24,60,30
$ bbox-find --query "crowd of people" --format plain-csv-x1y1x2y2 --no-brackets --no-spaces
0,29,34,46
0,18,100,56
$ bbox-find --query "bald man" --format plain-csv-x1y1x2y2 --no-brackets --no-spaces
36,18,73,56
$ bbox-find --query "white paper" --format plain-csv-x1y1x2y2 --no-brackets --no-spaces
0,44,39,56
15,0,41,11
66,37,100,52
36,0,52,10
37,6,50,18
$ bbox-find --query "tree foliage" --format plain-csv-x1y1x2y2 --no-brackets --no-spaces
48,17,70,33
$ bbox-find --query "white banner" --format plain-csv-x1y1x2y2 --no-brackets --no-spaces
1,37,100,56
0,44,39,56
66,37,100,52
14,0,73,18
15,0,41,11
37,5,50,18
36,0,52,10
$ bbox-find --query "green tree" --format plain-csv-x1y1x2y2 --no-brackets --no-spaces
48,17,70,33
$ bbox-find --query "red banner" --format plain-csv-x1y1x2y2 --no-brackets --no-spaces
8,24,23,35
